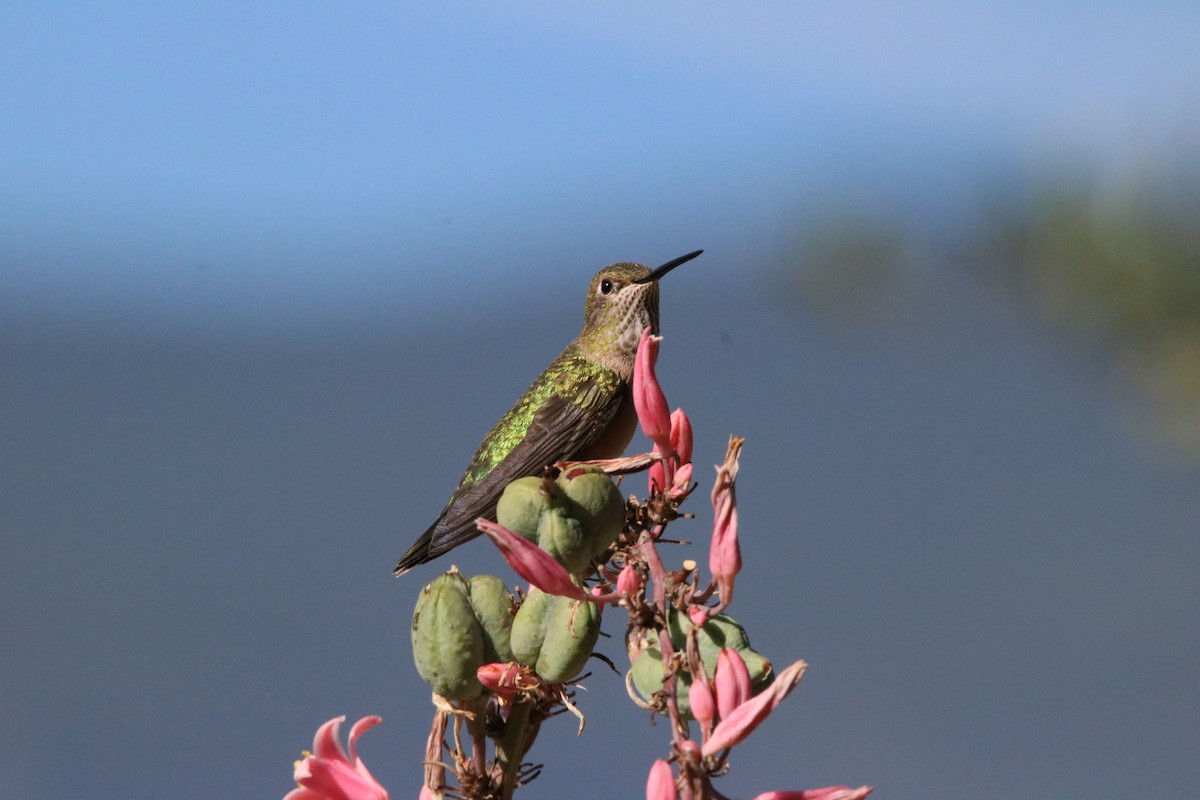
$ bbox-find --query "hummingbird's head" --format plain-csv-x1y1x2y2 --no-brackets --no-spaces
577,250,702,376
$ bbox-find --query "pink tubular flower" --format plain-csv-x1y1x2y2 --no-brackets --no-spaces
646,759,678,800
633,327,673,457
286,715,389,800
649,408,694,496
702,660,807,757
714,647,752,721
751,787,874,800
709,436,744,604
418,786,434,800
477,518,590,601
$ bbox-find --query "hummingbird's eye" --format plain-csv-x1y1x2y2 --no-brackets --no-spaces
599,278,614,295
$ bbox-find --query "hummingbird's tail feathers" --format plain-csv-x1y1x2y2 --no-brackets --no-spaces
393,525,434,575
394,512,487,576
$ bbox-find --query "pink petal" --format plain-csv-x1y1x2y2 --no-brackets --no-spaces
285,789,324,800
310,716,351,763
297,757,389,800
292,716,389,800
477,518,590,600
347,716,383,763
646,759,678,800
702,660,807,756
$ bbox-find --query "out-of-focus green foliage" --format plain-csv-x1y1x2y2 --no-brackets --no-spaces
979,174,1200,459
777,214,913,324
776,166,1200,461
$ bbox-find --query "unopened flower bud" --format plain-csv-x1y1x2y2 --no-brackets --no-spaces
476,662,524,696
715,647,752,720
649,408,694,495
646,759,678,800
617,564,640,599
689,674,716,735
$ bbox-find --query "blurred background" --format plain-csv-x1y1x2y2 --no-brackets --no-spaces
2,3,1198,798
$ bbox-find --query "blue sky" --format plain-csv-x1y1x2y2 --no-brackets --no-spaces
4,2,1198,334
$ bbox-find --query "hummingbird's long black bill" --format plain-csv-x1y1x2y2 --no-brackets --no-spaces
635,249,703,284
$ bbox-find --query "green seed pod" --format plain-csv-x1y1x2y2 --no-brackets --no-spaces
737,648,774,689
468,575,515,664
534,594,601,682
536,507,590,573
628,635,696,720
496,476,554,542
689,613,773,688
557,467,625,557
510,587,555,666
411,571,485,700
627,611,775,717
688,613,751,664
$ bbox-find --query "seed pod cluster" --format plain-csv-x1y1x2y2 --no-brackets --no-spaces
412,573,603,697
510,586,602,682
629,610,774,719
411,571,516,700
496,466,624,574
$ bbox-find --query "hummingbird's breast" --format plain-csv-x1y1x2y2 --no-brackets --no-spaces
576,384,637,460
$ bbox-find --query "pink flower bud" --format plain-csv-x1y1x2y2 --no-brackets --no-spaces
687,604,709,626
715,647,752,720
648,408,693,495
673,409,693,464
702,659,807,756
677,739,701,760
689,675,716,735
476,519,589,601
646,759,678,800
287,715,389,800
752,787,874,800
616,564,640,598
709,437,743,602
418,786,434,800
633,328,673,457
475,662,523,696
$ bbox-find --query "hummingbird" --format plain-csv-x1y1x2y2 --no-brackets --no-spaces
394,249,703,575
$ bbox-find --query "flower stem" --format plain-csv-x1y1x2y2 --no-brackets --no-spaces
495,699,539,800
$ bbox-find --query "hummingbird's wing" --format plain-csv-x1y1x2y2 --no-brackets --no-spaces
394,355,627,574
